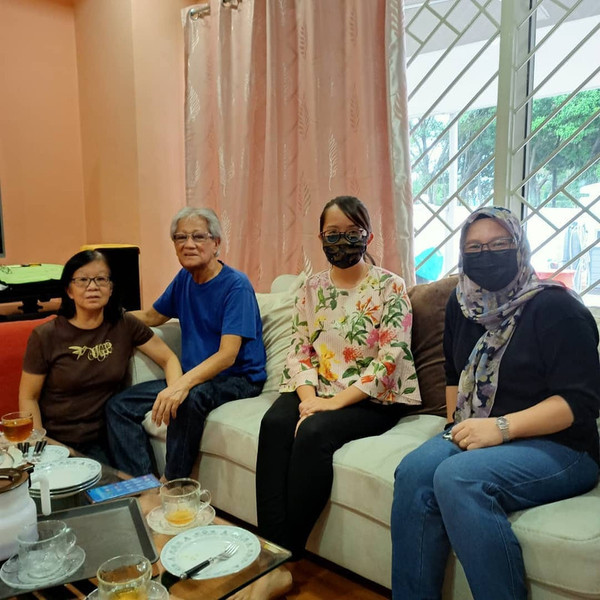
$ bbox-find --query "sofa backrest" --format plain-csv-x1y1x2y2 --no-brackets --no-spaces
128,273,455,420
407,276,458,418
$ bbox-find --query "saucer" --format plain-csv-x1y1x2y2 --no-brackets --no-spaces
0,545,86,590
147,504,216,535
86,580,169,600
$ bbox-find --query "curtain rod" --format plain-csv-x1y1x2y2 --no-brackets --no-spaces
189,0,242,20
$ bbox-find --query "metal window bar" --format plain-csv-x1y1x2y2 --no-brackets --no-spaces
515,66,600,152
521,155,600,227
414,154,495,236
513,22,600,115
528,194,600,259
413,119,496,204
511,110,600,193
411,72,498,169
409,33,500,132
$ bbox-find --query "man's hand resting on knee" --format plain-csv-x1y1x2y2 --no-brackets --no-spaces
151,383,190,426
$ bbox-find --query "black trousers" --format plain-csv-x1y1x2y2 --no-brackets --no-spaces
255,392,407,558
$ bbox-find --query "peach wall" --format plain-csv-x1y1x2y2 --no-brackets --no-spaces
0,0,85,265
0,0,187,307
74,0,140,246
131,0,188,306
74,0,186,306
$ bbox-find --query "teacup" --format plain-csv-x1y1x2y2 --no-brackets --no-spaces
96,554,152,600
2,412,33,443
160,478,211,527
17,520,76,580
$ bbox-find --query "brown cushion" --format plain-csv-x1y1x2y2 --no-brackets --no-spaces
406,276,458,417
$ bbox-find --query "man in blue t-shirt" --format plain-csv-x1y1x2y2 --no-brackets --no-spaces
106,207,266,478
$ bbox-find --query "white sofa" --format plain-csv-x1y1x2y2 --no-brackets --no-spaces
127,274,600,599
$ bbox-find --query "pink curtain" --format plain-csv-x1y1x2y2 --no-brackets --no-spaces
184,0,414,291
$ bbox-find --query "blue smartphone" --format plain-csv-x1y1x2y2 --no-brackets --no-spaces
85,474,161,503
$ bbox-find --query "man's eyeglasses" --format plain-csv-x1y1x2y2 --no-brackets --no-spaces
463,237,515,254
173,232,214,245
319,228,367,244
71,276,112,288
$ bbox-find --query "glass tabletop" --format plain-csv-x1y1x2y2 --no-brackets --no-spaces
1,444,291,600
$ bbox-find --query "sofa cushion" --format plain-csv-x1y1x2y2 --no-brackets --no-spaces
330,414,445,525
126,320,182,386
255,273,304,394
509,486,600,595
407,276,458,417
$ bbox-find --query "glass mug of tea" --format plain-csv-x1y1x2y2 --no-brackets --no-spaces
2,412,34,443
96,554,152,600
160,478,211,527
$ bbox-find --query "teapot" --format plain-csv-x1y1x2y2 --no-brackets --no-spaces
0,466,51,561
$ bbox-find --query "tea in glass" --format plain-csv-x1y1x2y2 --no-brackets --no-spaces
2,412,33,442
97,554,151,600
160,478,211,527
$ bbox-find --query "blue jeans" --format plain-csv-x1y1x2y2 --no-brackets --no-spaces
106,375,263,478
390,433,599,600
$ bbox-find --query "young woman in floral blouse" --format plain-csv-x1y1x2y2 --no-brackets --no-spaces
233,196,421,600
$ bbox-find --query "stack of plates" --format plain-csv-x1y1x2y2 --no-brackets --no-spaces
29,457,102,499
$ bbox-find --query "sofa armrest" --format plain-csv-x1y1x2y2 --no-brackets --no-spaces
127,319,182,386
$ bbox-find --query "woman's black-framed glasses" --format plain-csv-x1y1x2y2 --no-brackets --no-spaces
319,228,367,244
71,276,112,288
463,237,515,254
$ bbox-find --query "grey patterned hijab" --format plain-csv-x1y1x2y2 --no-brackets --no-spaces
454,206,566,422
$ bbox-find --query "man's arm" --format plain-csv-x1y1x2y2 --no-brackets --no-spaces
151,334,242,425
130,307,169,327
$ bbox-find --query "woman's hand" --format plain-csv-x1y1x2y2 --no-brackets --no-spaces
451,418,503,450
151,384,190,426
298,396,341,417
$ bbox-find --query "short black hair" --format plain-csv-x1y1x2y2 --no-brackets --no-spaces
58,250,123,324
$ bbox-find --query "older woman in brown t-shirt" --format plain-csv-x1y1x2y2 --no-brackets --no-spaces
19,250,181,465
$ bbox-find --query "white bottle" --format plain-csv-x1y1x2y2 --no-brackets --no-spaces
0,468,51,561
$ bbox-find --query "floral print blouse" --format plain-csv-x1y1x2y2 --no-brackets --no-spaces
280,266,422,405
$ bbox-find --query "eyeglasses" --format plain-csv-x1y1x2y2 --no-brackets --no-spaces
319,228,367,244
463,237,515,254
71,276,112,288
172,232,214,245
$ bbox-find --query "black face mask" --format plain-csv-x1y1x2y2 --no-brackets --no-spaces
462,249,519,291
322,239,367,269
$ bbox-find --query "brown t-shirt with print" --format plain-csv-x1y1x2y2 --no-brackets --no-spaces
22,313,153,445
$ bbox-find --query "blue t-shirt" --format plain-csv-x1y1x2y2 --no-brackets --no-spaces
153,263,266,384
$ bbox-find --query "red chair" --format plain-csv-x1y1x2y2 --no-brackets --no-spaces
0,317,55,416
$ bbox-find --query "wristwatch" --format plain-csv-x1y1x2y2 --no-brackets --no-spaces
496,416,510,443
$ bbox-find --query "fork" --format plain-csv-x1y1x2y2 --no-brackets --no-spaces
30,440,48,463
179,542,239,579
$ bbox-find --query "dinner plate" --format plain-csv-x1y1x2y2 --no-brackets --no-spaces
146,504,216,535
0,446,23,468
26,445,70,464
29,457,102,492
0,545,85,590
29,473,102,499
161,525,261,580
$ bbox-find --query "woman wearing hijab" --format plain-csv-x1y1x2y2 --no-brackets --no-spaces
390,206,600,600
